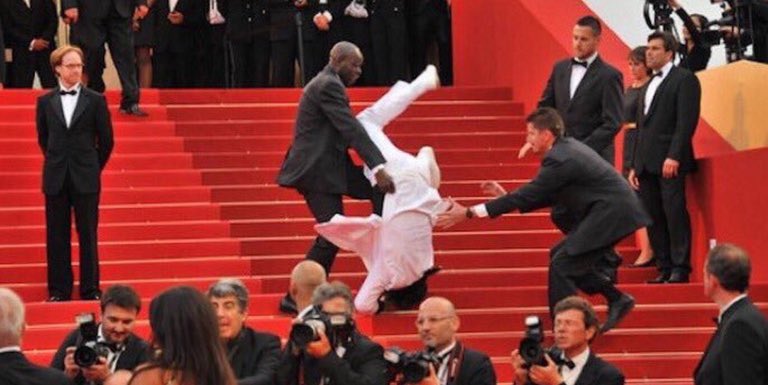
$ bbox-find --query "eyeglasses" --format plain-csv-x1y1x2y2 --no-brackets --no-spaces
61,63,84,69
415,315,453,326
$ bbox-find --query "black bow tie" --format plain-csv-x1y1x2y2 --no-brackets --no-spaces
560,358,576,370
571,59,588,68
651,71,663,79
59,90,77,96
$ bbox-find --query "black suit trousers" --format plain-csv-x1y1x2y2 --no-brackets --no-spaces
637,172,691,274
300,167,383,274
71,12,139,107
409,7,452,85
271,37,319,87
370,12,408,86
230,37,271,87
153,51,193,88
548,241,623,316
8,48,57,88
45,171,101,298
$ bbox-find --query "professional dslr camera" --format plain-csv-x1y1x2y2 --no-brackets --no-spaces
73,313,112,367
644,0,676,32
518,316,569,368
289,305,355,348
384,347,441,384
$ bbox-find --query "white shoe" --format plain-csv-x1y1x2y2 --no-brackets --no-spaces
413,65,440,92
417,146,441,189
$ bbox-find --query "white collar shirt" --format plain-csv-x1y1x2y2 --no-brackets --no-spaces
643,61,674,115
569,51,598,99
59,82,81,128
560,347,590,385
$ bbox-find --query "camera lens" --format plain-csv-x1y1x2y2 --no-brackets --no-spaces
402,360,430,383
74,346,97,367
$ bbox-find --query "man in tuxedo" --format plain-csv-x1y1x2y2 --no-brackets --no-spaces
511,296,625,385
221,0,271,87
437,108,648,332
0,288,73,385
537,15,623,164
370,0,407,85
268,0,321,86
51,285,150,385
628,31,700,284
277,41,395,312
37,45,113,302
694,244,768,385
61,0,148,115
208,279,282,385
410,297,496,385
275,282,388,385
0,0,58,88
152,0,203,88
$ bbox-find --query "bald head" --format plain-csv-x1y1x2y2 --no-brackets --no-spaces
0,288,25,347
329,41,363,86
419,297,456,316
290,260,327,310
417,297,459,351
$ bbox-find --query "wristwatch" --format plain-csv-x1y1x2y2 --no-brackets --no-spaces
465,207,474,219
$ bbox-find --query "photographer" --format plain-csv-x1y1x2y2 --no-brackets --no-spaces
276,281,387,385
668,0,712,71
411,297,496,385
511,297,624,385
208,279,281,385
50,285,149,385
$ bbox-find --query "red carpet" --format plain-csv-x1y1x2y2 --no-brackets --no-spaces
1,87,764,385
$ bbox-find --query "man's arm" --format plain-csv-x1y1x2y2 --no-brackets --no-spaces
720,318,766,385
485,157,571,218
319,79,386,169
667,73,700,162
238,334,282,385
95,94,114,169
316,340,387,385
582,69,623,154
42,0,60,42
675,6,704,47
36,97,50,153
537,65,558,109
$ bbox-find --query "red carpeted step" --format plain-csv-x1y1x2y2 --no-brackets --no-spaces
0,89,162,106
0,105,169,122
0,121,177,139
0,137,185,155
0,168,206,188
0,153,195,173
0,203,223,227
0,220,232,243
173,116,525,137
165,101,524,121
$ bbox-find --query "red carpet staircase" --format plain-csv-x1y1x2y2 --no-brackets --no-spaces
1,87,765,385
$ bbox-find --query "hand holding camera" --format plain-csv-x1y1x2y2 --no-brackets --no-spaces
305,329,332,358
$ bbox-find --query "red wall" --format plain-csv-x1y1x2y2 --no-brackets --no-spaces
451,0,766,281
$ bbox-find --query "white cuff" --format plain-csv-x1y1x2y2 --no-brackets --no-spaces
29,40,35,51
323,10,333,23
370,164,385,175
472,204,489,218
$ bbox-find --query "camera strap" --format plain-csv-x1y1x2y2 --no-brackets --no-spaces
444,342,465,385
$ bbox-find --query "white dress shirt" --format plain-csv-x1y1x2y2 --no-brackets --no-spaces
569,52,598,99
169,0,179,12
436,341,457,385
59,82,82,128
643,61,674,115
560,347,590,385
0,346,22,354
97,325,124,373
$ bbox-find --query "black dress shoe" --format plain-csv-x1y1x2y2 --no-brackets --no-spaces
668,272,690,283
647,273,670,284
81,291,102,301
629,256,656,268
47,295,70,302
279,293,298,315
119,104,149,117
601,294,635,333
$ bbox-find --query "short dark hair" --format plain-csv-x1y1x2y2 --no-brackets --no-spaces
525,107,565,137
629,46,647,65
554,296,600,339
312,281,354,315
706,244,751,293
648,30,679,53
101,285,141,314
576,15,602,36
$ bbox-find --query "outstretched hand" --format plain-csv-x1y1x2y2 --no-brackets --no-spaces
435,197,467,229
481,181,506,197
375,169,396,194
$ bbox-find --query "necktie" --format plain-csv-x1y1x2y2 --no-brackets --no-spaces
59,90,77,96
651,71,663,79
571,59,588,68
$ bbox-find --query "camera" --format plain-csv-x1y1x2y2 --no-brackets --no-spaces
518,316,568,368
384,347,440,384
643,0,676,32
289,306,354,348
73,313,112,367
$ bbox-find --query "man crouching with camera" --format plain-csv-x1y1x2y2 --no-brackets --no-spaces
51,285,149,385
511,296,624,385
276,281,388,385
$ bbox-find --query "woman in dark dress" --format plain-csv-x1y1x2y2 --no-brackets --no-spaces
624,46,654,268
133,0,156,88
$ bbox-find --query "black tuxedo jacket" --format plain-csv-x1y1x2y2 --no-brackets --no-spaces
226,327,281,385
50,327,150,385
267,0,319,41
445,342,496,385
61,0,147,20
574,352,624,385
275,331,388,385
153,0,204,54
277,65,386,194
0,0,58,49
36,86,114,195
485,137,649,257
633,65,700,175
694,297,768,385
220,0,270,42
0,351,73,385
538,55,624,163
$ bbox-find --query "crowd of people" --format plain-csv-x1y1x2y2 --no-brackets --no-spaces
0,0,453,94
